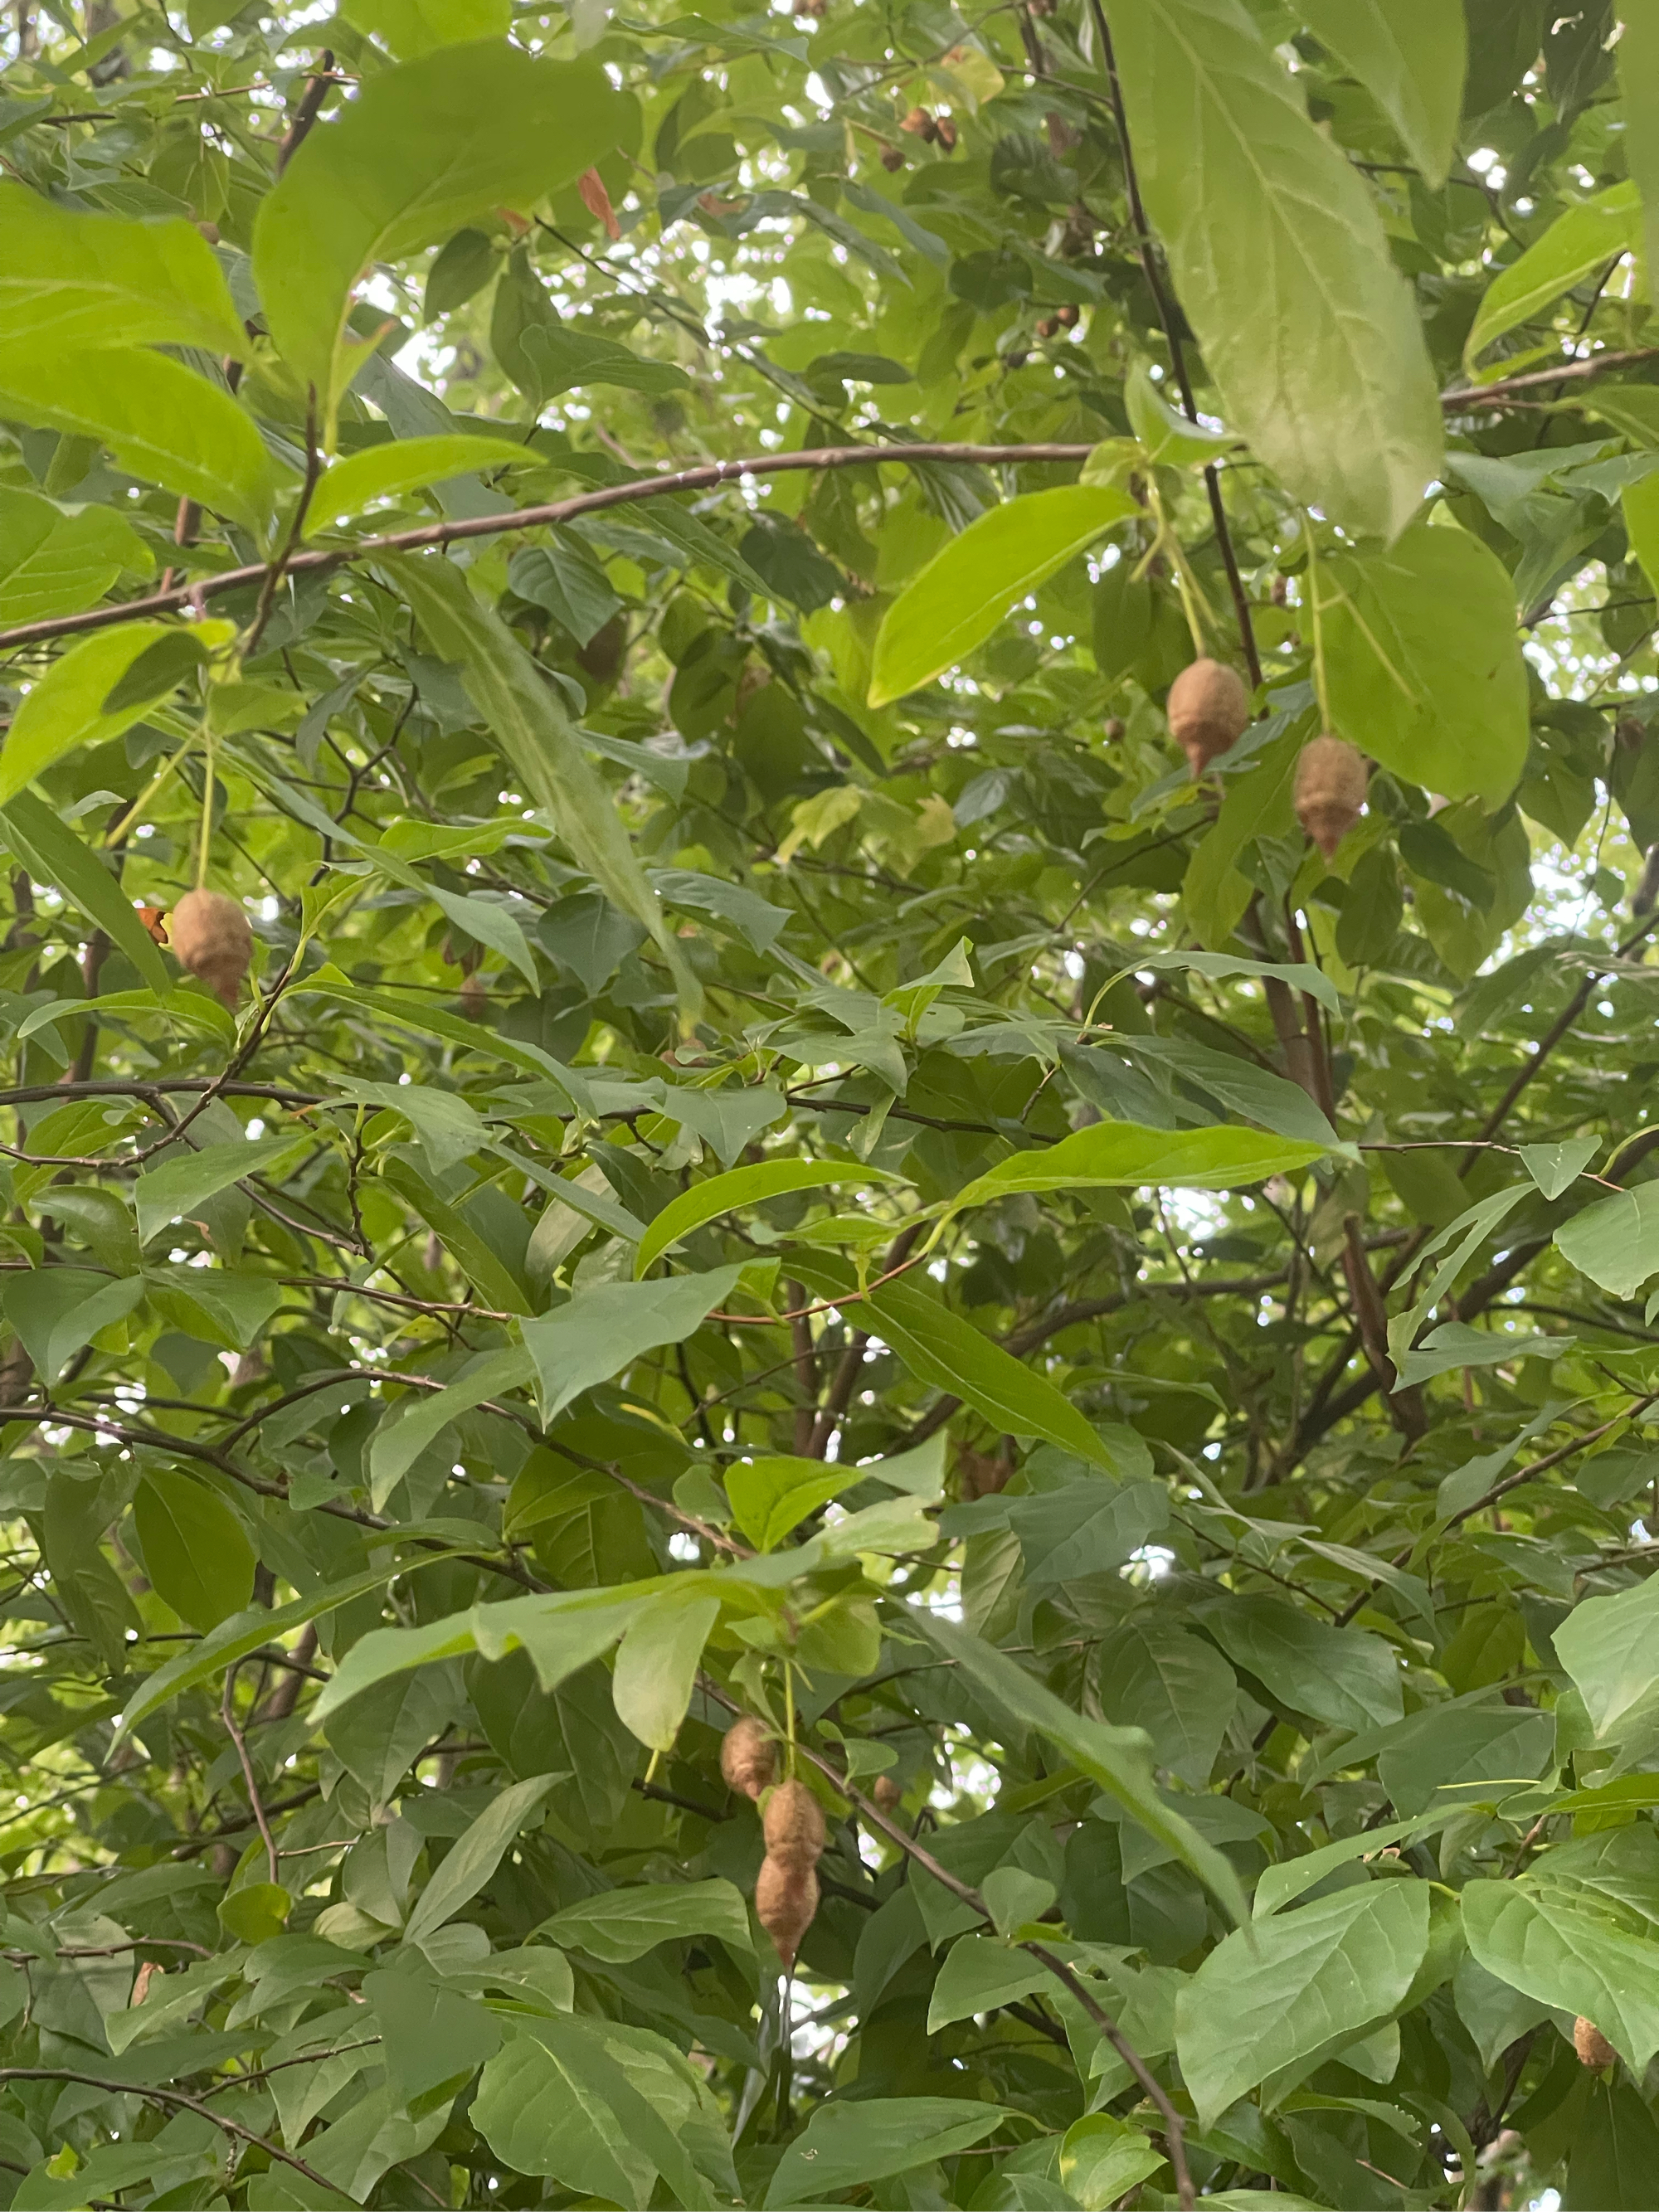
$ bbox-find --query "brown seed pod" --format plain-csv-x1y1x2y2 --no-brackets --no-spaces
1036,317,1059,339
1574,2016,1617,2069
761,1777,826,1868
879,143,905,171
458,973,489,1022
871,1772,902,1813
958,1447,1010,1500
720,1715,776,1801
899,105,937,139
756,1853,819,1967
168,888,252,1009
933,115,958,151
1167,658,1250,777
1294,734,1368,860
1054,304,1079,328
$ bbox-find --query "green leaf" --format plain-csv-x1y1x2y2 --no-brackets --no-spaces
1195,1594,1404,1732
0,792,173,995
520,1268,743,1424
1175,1879,1430,2127
1007,1475,1170,1586
253,45,628,430
1297,0,1465,186
367,1346,533,1508
1124,362,1241,467
0,1266,143,1381
1620,3,1659,316
1623,470,1659,600
0,487,151,625
915,1610,1248,1923
1519,1135,1599,1201
1555,1570,1659,1752
1462,1874,1659,2073
1121,1038,1339,1148
1555,1180,1659,1300
1123,947,1341,1012
1462,182,1639,372
766,2097,1011,2208
1109,0,1442,540
1060,2115,1166,2211
1318,518,1530,805
868,486,1135,705
341,0,512,56
1091,1617,1238,1788
926,1936,1050,2030
304,433,534,535
382,550,698,1016
1,623,188,805
133,1469,254,1631
540,1877,753,1962
635,1159,906,1277
0,351,281,534
1253,1815,1446,1918
951,1121,1329,1212
724,1455,860,1551
864,1275,1116,1470
403,1774,558,1944
134,1135,309,1247
0,182,248,357
611,1588,721,1748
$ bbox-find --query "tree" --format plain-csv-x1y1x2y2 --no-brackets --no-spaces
6,0,1659,2203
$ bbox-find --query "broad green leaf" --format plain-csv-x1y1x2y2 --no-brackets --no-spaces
0,1266,142,1381
341,0,512,56
382,551,699,1016
1297,0,1465,186
253,45,628,430
1375,1699,1554,1813
1462,1874,1659,2073
0,487,150,625
403,1775,558,1943
0,777,178,991
1621,2,1659,313
1091,1618,1238,1789
1195,1595,1404,1732
766,2097,1011,2207
611,1589,721,1748
635,1159,905,1277
1125,361,1241,467
1060,2115,1166,2210
916,1611,1248,1923
1006,1475,1170,1585
724,1456,859,1551
0,623,188,805
1176,1879,1429,2126
1254,1815,1448,1917
521,1268,742,1423
304,432,534,535
133,1470,254,1631
1520,1135,1599,1200
1318,519,1530,805
952,1121,1328,1212
1109,0,1441,540
1121,1035,1340,1146
1555,1570,1659,1750
926,1937,1050,2030
1463,182,1639,372
367,1346,533,1507
1555,1180,1659,1299
864,1276,1116,1470
540,1877,752,1962
134,1135,309,1247
0,182,248,357
868,486,1135,705
0,351,281,534
1623,470,1659,600
1121,947,1341,1012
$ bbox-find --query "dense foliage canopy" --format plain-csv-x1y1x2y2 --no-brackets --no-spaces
11,0,1659,2205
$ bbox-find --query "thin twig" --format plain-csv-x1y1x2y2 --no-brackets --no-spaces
0,2070,337,2193
221,1662,280,1884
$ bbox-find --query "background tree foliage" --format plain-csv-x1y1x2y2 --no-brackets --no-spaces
10,0,1659,2204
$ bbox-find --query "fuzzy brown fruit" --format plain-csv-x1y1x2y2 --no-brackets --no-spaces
1294,735,1368,860
933,115,958,151
1574,2017,1617,2069
871,1772,902,1812
899,105,937,139
1167,659,1249,777
720,1715,775,1801
756,1853,819,1967
761,1777,826,1867
879,144,904,170
168,888,252,1009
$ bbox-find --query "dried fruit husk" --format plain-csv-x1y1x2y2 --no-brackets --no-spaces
899,105,937,139
1294,734,1367,860
1167,658,1249,776
871,1772,902,1812
756,1853,819,1966
761,1777,826,1867
720,1714,775,1801
1574,2016,1617,2069
168,888,252,1009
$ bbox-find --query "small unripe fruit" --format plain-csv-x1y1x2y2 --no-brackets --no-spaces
1575,2016,1617,2069
872,1772,902,1812
1167,658,1249,776
1294,734,1367,859
720,1715,775,1801
756,1854,819,1966
168,889,252,1009
761,1777,826,1868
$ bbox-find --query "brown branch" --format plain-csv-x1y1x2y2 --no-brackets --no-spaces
0,2070,338,2193
221,1662,280,1885
1440,347,1659,411
274,47,335,177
